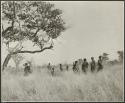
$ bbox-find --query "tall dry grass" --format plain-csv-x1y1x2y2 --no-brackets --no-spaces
1,64,124,102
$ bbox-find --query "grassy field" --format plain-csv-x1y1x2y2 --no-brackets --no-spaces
1,64,124,102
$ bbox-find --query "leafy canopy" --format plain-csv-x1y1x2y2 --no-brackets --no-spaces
2,1,66,50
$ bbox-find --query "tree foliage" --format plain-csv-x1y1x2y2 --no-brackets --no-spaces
1,1,66,71
2,1,66,53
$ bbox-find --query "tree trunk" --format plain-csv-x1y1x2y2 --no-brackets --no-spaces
2,44,53,71
2,53,12,71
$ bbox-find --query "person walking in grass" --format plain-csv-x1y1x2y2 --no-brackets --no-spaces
97,56,103,72
47,62,51,70
73,61,79,73
72,62,75,72
60,64,63,71
66,65,69,71
82,58,88,73
24,63,31,76
51,67,55,76
90,57,96,72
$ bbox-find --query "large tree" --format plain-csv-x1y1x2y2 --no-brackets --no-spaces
1,1,66,71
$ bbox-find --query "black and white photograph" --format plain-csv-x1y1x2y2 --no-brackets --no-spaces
1,1,124,102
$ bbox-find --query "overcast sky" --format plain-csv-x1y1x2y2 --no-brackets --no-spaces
1,1,124,66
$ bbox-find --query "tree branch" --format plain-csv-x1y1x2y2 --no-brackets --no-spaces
12,44,53,54
33,28,40,37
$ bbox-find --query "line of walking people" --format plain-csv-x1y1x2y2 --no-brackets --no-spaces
23,56,103,76
47,56,103,76
73,56,103,73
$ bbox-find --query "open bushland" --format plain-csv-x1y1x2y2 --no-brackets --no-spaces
1,64,124,102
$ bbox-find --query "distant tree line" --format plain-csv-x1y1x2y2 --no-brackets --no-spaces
101,51,124,65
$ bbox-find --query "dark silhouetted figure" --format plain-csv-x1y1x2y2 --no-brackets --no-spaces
60,64,63,71
90,57,96,72
66,65,69,71
51,67,54,76
73,62,75,72
82,58,88,73
24,63,31,76
47,62,51,70
73,61,79,72
97,56,103,72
